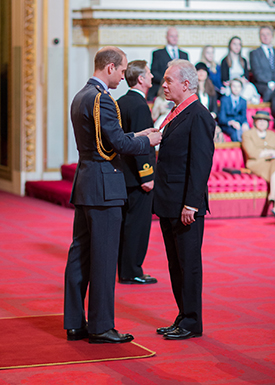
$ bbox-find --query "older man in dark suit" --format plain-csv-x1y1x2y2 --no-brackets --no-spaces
117,60,157,285
250,26,275,118
64,46,162,344
147,27,189,101
153,59,215,340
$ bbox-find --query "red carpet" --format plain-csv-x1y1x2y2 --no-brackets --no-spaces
0,190,275,384
0,315,154,370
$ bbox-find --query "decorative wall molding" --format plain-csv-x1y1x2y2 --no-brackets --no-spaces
72,20,275,47
72,3,275,47
73,19,275,27
75,8,275,15
23,0,36,172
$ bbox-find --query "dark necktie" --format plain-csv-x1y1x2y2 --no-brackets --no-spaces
268,47,274,70
171,48,177,59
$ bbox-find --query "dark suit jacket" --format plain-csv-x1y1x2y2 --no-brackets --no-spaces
220,56,249,83
148,47,189,100
117,90,156,187
153,99,215,218
197,92,218,116
70,79,150,206
250,46,275,86
218,95,247,126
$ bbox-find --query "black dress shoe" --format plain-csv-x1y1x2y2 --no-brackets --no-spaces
67,325,89,341
163,326,202,340
156,314,183,335
119,275,157,284
89,328,134,344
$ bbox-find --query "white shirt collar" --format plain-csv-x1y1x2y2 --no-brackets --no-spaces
130,88,145,99
92,76,108,91
256,129,267,139
261,44,274,58
166,45,178,59
231,94,240,103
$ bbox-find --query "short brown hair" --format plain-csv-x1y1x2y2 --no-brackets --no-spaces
125,60,147,87
230,78,243,88
260,25,274,34
94,46,126,71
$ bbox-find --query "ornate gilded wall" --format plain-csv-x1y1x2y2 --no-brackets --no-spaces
23,0,36,172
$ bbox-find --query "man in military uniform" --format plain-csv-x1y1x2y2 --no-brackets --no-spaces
64,47,162,344
117,60,157,284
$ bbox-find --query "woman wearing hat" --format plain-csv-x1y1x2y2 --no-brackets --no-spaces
242,111,275,215
195,62,224,142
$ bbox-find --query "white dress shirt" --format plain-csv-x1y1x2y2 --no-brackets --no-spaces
166,45,179,60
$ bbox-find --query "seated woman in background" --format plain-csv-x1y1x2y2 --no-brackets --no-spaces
200,45,223,97
221,36,260,105
195,62,224,142
151,81,174,130
151,82,174,150
218,78,249,142
242,111,275,216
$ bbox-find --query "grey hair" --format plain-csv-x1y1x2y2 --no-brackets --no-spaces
167,59,198,91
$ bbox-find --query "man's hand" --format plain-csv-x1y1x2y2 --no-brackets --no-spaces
135,128,159,137
228,120,240,130
181,207,195,226
141,180,154,192
242,122,250,132
148,131,162,147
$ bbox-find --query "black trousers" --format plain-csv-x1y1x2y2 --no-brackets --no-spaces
64,205,122,334
159,215,205,334
118,186,153,279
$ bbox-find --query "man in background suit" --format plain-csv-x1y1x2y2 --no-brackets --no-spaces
147,27,189,101
64,46,162,344
117,60,157,285
153,59,215,340
218,78,249,142
250,26,275,118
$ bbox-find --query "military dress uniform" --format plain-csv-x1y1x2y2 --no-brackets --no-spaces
64,78,150,334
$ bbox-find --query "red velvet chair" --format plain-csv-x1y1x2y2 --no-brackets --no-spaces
208,143,269,218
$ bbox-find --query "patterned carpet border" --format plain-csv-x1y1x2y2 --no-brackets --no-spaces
0,315,156,370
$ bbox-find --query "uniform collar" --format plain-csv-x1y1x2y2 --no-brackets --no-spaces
91,76,108,91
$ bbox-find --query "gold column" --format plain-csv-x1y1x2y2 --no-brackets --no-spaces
42,0,48,171
23,0,36,172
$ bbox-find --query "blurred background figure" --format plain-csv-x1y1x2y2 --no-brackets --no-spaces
218,78,249,142
221,36,260,104
200,45,223,98
147,27,189,101
195,62,224,143
151,82,175,151
195,62,218,119
151,81,174,129
242,111,275,216
250,26,275,118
